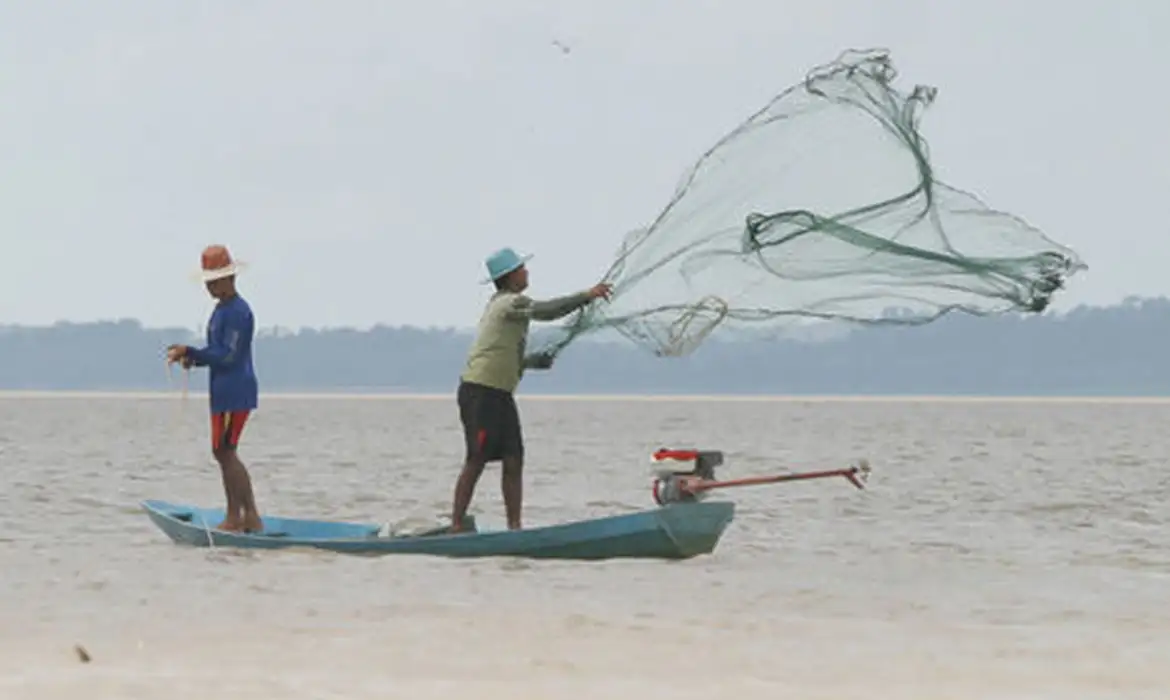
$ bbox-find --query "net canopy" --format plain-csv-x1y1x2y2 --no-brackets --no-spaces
534,48,1086,359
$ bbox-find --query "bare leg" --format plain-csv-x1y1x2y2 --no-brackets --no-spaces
214,448,260,532
451,458,486,532
501,455,523,530
213,449,244,531
228,451,262,533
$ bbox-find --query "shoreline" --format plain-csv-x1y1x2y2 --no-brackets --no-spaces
1,390,1169,403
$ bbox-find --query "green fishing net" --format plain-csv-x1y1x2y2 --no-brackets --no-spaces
536,48,1085,359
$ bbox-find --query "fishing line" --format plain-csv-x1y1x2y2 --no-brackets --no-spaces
165,321,221,549
167,354,219,550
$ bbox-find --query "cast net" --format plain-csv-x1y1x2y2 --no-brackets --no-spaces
534,48,1085,359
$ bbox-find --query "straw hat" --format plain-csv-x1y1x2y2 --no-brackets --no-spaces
192,244,247,282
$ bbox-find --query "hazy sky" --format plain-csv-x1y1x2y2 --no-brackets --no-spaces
1,1,1165,330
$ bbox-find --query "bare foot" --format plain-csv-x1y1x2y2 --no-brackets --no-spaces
216,518,244,532
242,514,263,534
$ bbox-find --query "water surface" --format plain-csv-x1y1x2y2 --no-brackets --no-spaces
0,394,1165,698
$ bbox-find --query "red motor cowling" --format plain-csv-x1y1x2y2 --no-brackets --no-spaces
651,448,722,480
652,448,701,462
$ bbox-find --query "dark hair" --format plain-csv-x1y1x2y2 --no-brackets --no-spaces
493,272,511,291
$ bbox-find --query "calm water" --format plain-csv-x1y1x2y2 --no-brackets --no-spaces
0,394,1166,698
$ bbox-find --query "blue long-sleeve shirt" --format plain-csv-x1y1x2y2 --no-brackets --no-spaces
185,295,258,414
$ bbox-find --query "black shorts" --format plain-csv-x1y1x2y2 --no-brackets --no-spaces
457,381,523,463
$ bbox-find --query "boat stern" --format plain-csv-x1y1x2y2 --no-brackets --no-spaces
654,500,736,558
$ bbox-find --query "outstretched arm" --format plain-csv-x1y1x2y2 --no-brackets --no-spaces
184,308,253,370
504,292,593,322
504,283,613,322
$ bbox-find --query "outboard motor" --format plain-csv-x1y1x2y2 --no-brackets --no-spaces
649,447,869,506
650,448,723,505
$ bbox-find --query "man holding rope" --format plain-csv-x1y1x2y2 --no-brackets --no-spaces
166,244,262,534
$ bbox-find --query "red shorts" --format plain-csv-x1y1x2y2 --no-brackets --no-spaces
210,410,250,451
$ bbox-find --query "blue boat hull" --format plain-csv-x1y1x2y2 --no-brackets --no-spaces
140,499,736,560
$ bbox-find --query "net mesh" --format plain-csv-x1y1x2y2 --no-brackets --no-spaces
535,48,1086,359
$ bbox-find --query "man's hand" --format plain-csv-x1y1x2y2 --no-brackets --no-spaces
587,282,613,300
165,344,188,364
526,351,555,370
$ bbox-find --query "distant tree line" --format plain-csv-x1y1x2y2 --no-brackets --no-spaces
0,297,1166,395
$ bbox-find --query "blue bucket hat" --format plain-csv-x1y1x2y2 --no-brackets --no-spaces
482,247,533,284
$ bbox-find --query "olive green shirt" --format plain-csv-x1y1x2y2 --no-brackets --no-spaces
460,290,592,393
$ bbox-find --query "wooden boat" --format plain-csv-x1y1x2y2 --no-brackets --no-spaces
141,447,868,561
140,498,736,560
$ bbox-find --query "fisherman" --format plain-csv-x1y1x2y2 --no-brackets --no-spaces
451,247,611,532
166,244,262,533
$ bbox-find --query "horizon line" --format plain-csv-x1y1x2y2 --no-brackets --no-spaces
2,390,1169,403
1,294,1165,333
